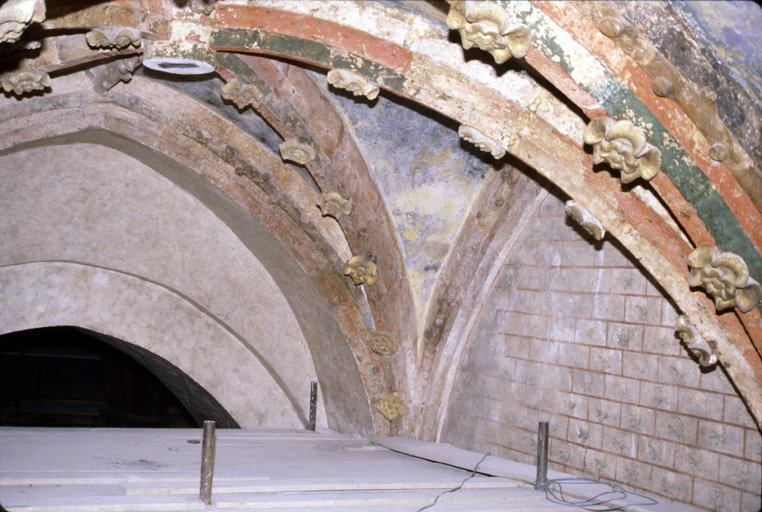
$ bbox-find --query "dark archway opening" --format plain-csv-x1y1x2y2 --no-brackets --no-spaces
0,327,238,428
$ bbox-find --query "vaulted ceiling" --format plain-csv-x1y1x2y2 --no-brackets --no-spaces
1,0,761,440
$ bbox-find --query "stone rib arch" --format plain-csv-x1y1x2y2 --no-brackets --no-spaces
4,0,762,436
216,55,420,428
4,2,758,507
0,261,301,428
204,13,762,431
0,111,375,436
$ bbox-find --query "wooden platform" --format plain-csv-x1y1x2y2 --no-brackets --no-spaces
0,428,697,512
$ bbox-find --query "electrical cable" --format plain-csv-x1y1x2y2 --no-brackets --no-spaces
414,451,491,512
539,477,657,511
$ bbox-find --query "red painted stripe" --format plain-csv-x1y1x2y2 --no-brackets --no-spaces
211,5,414,73
534,0,762,362
534,0,762,261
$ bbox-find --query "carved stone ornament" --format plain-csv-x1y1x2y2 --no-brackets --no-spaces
317,192,353,220
675,316,718,367
688,245,762,313
344,256,378,286
458,125,506,159
6,39,40,52
0,0,45,45
279,139,316,165
447,1,531,63
221,79,262,110
377,392,406,421
326,69,380,100
564,201,605,241
596,16,625,38
708,142,729,162
97,57,142,91
189,0,218,15
86,26,142,49
368,331,398,356
584,117,662,184
1,69,49,96
651,77,673,98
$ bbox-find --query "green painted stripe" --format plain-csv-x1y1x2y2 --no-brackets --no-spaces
213,16,762,312
503,1,762,311
215,53,333,159
214,52,274,98
211,29,407,92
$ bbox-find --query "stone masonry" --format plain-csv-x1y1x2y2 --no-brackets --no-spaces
442,190,762,512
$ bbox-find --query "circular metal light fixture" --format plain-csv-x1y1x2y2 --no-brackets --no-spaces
142,23,215,76
143,55,215,75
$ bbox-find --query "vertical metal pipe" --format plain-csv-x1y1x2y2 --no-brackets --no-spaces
200,420,216,505
535,421,549,490
308,381,318,431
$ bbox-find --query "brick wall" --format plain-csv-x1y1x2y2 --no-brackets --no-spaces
441,191,762,511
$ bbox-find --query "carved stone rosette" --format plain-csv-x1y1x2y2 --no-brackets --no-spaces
0,0,44,45
458,125,506,159
675,316,718,368
221,79,262,111
327,69,380,100
368,331,398,356
377,392,406,421
279,139,316,165
688,246,762,313
565,201,605,241
447,1,531,63
96,57,142,91
86,26,142,49
344,256,378,286
1,70,49,96
584,117,662,184
317,192,353,220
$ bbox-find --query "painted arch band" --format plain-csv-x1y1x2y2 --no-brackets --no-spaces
2,0,761,447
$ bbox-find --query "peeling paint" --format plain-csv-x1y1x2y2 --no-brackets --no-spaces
314,70,487,319
502,0,762,311
212,28,407,92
